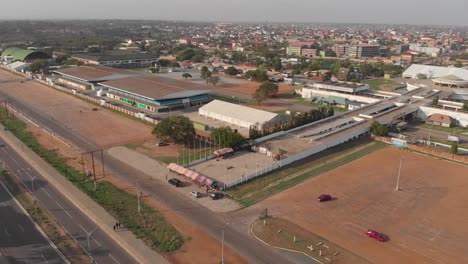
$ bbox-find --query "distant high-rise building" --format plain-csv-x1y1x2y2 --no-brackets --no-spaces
347,44,380,58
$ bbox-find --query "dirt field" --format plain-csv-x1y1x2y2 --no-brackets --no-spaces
0,70,153,148
240,147,468,264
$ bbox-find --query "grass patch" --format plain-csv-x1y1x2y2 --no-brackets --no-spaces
226,140,386,207
417,123,468,136
363,79,405,92
0,109,183,252
78,181,182,252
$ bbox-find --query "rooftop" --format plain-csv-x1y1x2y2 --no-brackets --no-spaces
100,75,211,100
54,66,137,82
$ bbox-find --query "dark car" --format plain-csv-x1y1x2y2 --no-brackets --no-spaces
168,178,182,187
157,141,169,147
317,194,332,202
210,192,224,200
366,230,386,242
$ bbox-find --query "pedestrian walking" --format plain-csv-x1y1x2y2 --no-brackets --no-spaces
165,174,168,180
113,225,116,231
117,222,121,228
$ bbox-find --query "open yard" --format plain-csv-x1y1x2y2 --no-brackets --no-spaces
0,70,153,148
363,78,406,92
239,147,468,264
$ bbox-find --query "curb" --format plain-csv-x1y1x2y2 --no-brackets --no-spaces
0,124,169,264
250,221,324,264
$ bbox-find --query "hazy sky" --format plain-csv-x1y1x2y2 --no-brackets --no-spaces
2,0,467,26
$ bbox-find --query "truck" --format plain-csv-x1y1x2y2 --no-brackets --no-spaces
447,135,459,143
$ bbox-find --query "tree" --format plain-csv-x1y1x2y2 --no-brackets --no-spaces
152,116,195,145
416,73,427,79
200,66,212,79
149,67,159,73
207,76,220,86
370,121,388,136
211,126,246,148
253,90,268,105
451,142,458,155
454,61,463,68
62,58,83,66
271,56,282,71
191,54,204,63
245,69,268,82
432,96,439,106
224,66,239,76
29,60,48,73
182,73,192,79
463,101,468,112
258,82,279,97
176,48,205,61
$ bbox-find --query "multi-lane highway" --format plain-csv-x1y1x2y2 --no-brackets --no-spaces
0,74,294,263
0,179,67,264
0,141,136,263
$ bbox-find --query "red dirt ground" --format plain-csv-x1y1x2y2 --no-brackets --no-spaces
17,101,245,264
243,147,468,264
0,70,153,148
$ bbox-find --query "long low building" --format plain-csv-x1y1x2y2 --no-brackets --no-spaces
53,65,139,90
403,64,468,81
199,100,280,130
309,81,369,94
100,75,211,112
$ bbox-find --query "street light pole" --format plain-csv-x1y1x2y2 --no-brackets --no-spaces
396,156,403,191
137,181,142,214
427,123,434,145
221,229,224,264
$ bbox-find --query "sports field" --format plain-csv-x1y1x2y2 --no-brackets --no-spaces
241,147,468,263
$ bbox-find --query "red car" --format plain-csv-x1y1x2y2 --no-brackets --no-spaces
317,194,332,202
366,230,385,242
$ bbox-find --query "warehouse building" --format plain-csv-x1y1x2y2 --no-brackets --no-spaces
71,53,160,68
53,65,139,90
100,75,211,112
309,81,369,94
199,100,280,130
403,64,468,88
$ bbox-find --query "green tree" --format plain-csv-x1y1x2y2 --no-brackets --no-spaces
308,60,323,71
432,96,439,106
207,76,220,86
200,66,212,79
224,66,239,76
152,116,195,145
191,54,204,63
257,82,279,97
62,58,83,66
370,121,388,136
29,60,48,73
271,56,282,71
176,48,205,61
149,67,159,73
253,90,268,105
463,101,468,112
182,73,192,79
211,126,246,148
245,69,268,82
451,142,458,155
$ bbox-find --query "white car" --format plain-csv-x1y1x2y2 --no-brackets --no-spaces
189,191,201,198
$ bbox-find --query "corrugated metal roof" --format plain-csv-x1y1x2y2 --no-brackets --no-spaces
403,64,468,80
199,100,278,125
100,75,211,100
54,66,134,82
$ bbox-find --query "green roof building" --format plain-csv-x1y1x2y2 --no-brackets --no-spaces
1,47,50,62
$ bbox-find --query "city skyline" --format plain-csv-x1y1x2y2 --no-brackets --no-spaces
1,0,467,26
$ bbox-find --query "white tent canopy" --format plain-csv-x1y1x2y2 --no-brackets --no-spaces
199,100,279,129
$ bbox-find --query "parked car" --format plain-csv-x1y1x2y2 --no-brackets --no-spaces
210,192,224,200
317,194,332,202
189,191,201,198
366,230,385,242
168,178,182,187
157,141,169,147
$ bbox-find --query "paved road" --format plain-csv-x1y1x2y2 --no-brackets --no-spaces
0,81,296,263
0,178,66,264
0,142,136,263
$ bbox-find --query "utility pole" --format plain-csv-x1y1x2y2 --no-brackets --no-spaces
137,181,142,214
427,123,434,145
221,229,224,264
396,156,403,191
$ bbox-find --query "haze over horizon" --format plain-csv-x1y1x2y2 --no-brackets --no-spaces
1,0,467,26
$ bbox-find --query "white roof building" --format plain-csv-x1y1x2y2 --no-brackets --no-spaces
199,100,280,129
7,61,30,72
402,64,468,80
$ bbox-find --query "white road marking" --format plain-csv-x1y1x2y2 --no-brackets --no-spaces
1,201,5,207
56,201,72,218
41,254,48,263
41,188,52,198
109,254,121,264
92,236,102,247
3,228,10,237
18,224,24,232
